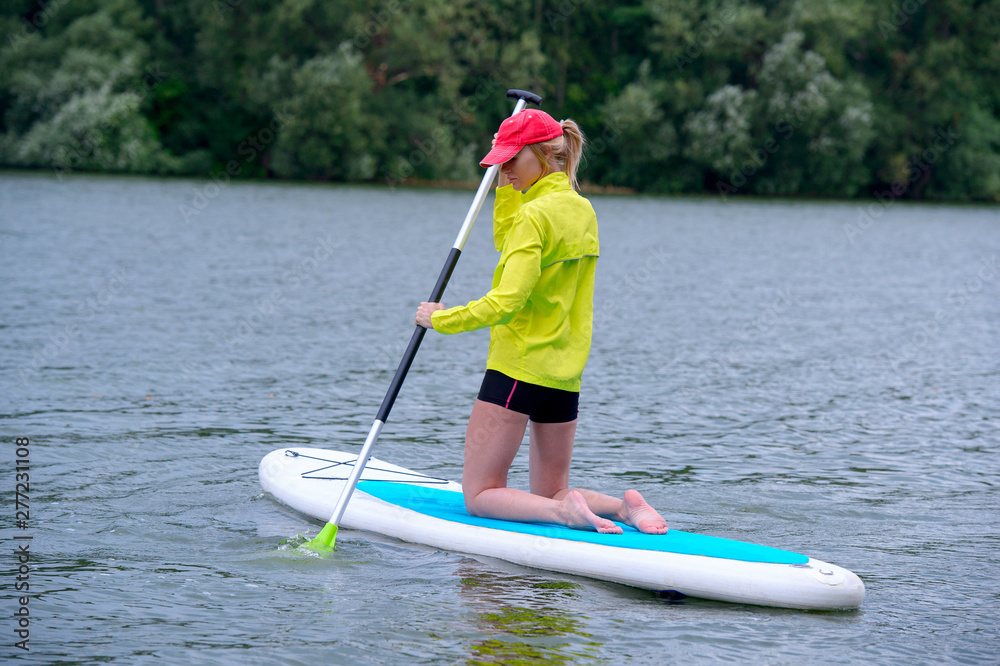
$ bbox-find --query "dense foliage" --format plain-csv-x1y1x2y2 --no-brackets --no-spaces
2,0,998,200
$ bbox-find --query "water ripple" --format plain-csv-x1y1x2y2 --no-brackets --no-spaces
2,174,998,663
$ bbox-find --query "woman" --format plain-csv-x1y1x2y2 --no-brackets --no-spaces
415,109,667,535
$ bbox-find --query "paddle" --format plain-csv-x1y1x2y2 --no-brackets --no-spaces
306,88,544,554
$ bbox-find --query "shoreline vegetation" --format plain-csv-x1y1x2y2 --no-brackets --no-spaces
1,165,642,197
11,166,1000,210
2,2,998,202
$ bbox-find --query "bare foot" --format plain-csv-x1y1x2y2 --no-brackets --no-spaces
623,489,668,534
558,491,623,534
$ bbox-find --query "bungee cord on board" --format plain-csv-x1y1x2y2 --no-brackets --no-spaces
284,449,450,485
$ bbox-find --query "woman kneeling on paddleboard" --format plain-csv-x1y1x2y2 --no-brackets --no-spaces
415,109,667,535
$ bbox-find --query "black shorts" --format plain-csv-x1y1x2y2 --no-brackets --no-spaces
477,369,579,423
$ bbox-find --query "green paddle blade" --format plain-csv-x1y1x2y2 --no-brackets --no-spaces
305,522,338,554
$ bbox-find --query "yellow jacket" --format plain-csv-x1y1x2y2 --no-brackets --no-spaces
431,171,599,391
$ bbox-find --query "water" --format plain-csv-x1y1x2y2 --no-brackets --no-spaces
1,171,998,664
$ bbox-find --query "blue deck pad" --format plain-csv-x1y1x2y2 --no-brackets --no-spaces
357,481,808,565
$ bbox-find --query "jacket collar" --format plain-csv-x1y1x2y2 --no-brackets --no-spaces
522,171,572,203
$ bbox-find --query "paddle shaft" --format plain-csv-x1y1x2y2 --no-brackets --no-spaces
325,90,542,530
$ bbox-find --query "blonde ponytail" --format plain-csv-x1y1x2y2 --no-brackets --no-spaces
528,119,587,191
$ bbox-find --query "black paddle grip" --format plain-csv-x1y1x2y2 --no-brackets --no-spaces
427,247,461,303
375,248,462,424
506,89,543,107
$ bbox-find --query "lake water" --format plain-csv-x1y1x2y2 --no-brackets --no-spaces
1,171,998,664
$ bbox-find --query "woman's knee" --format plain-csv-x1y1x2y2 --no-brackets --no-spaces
463,490,486,517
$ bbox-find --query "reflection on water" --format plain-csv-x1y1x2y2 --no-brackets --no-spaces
457,568,602,665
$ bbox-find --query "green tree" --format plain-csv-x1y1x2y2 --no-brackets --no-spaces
0,0,179,174
267,45,379,180
0,0,997,200
684,30,874,197
599,67,680,191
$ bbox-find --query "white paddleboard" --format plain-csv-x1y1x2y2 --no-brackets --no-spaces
259,447,864,610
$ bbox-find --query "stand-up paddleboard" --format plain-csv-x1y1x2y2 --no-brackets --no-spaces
260,447,865,610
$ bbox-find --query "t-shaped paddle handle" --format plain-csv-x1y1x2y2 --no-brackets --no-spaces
506,89,543,107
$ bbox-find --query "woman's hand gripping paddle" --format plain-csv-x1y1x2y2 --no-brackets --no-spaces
305,89,544,554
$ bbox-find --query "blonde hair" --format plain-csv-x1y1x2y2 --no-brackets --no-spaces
528,119,586,191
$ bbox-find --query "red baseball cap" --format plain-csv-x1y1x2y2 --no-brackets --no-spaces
480,109,563,167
